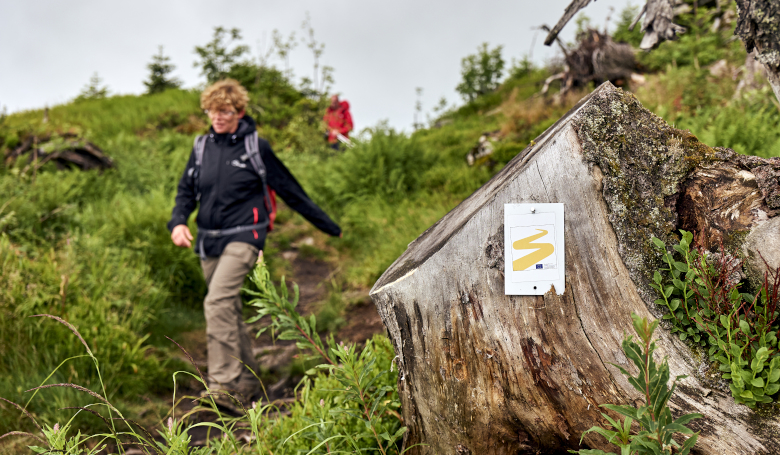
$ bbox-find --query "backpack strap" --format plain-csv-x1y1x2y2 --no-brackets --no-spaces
244,132,273,214
189,135,208,201
193,135,207,167
244,132,266,181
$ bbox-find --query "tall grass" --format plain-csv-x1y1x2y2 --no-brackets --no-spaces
2,21,780,446
1,261,404,454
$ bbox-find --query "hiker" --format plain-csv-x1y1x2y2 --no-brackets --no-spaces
167,79,341,404
323,94,353,149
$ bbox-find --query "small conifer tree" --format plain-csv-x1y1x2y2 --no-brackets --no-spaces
144,46,181,94
76,72,109,101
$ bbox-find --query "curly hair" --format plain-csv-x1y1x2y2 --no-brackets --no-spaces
200,79,249,112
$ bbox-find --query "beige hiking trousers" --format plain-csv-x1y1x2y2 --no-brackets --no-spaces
200,242,260,387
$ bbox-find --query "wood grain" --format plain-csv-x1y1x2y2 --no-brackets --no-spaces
371,83,780,454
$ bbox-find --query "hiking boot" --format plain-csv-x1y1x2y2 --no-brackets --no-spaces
200,375,262,413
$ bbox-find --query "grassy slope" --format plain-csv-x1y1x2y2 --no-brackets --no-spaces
2,7,780,446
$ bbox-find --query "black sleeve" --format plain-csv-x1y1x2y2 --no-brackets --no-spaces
261,142,341,237
167,150,198,232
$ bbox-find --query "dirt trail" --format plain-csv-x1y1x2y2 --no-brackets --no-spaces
174,205,385,402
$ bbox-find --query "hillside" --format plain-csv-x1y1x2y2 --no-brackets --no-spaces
1,5,780,453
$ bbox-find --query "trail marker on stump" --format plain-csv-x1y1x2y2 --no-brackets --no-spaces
505,203,564,295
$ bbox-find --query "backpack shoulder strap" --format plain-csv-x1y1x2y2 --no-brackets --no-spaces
244,131,266,181
193,135,207,167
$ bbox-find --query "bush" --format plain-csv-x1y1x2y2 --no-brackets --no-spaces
3,261,404,454
456,43,505,102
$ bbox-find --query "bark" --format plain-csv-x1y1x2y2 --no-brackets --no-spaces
4,134,113,171
542,26,637,96
544,0,685,51
547,0,780,104
735,0,780,102
370,83,780,454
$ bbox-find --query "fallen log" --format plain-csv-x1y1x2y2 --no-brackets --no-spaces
541,27,637,97
370,82,780,454
546,0,780,105
4,134,113,171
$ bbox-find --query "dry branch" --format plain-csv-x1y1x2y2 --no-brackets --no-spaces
4,133,114,171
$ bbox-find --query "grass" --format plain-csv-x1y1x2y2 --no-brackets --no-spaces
2,9,780,448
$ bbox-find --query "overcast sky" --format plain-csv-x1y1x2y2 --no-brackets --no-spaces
1,0,632,131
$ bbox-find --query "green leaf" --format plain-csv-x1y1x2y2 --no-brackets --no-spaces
653,271,662,284
740,390,755,399
765,383,780,395
751,377,765,388
669,299,680,311
679,332,688,341
664,286,675,298
673,413,702,426
740,369,754,385
674,261,688,272
768,367,780,384
568,450,617,455
679,433,699,455
601,404,639,420
652,237,665,249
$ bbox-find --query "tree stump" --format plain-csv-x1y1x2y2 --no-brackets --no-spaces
370,83,780,454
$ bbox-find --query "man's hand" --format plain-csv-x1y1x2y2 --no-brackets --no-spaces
171,224,193,248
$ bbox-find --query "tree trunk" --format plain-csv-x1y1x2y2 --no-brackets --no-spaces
370,83,780,454
547,0,780,105
735,0,780,103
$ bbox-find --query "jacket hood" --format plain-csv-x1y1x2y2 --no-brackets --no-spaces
209,114,257,139
328,101,350,111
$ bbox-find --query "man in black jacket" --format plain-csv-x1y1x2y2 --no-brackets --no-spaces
168,79,341,402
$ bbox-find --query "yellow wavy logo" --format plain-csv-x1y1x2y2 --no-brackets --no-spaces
512,229,555,271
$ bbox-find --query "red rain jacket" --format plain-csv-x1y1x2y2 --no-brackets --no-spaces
323,100,353,143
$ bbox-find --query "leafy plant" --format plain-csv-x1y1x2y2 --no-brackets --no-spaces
193,26,250,83
650,231,780,408
456,43,505,102
3,260,405,454
692,257,780,408
570,313,701,455
650,230,706,345
245,260,409,454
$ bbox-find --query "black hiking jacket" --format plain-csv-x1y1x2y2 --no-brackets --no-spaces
167,115,341,257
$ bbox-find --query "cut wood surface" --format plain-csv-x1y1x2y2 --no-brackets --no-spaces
370,83,780,454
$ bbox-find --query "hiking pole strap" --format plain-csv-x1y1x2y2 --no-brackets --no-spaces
197,221,270,260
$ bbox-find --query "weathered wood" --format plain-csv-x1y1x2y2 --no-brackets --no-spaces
735,0,780,103
5,135,114,171
371,83,780,454
540,26,637,96
548,0,780,104
544,0,685,51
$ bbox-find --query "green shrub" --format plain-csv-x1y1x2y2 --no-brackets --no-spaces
456,43,505,102
3,261,404,454
651,231,780,408
570,314,701,455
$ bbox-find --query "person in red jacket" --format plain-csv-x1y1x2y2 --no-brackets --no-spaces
323,94,353,148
